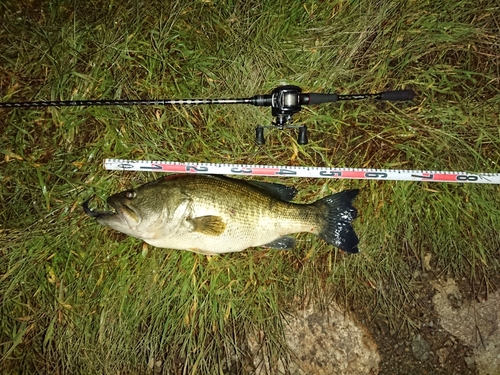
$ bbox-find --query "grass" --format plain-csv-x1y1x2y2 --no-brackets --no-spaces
1,0,499,373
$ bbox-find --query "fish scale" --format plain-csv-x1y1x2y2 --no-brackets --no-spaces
178,177,314,253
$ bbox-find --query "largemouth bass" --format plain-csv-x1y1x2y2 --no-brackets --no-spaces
83,175,360,254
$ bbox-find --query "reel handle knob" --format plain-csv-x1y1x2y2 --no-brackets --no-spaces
297,126,308,145
255,126,265,145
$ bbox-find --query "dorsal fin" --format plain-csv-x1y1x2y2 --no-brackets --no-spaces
203,175,298,202
245,180,298,202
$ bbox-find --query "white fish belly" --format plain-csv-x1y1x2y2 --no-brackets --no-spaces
146,219,285,254
145,204,312,254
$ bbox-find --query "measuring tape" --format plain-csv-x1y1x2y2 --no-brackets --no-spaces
104,159,500,184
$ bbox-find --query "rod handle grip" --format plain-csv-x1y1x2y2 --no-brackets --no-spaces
304,93,339,105
379,89,415,101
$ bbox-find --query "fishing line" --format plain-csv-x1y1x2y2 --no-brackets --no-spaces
104,159,500,184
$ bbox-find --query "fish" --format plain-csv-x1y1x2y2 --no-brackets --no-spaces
83,174,360,255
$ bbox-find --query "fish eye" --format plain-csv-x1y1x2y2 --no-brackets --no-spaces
125,191,136,199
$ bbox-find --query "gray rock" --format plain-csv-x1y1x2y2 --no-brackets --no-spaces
411,334,431,362
432,278,500,375
464,356,475,370
249,303,380,375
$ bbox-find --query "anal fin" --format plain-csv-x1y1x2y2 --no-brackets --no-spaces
188,248,219,255
262,235,296,250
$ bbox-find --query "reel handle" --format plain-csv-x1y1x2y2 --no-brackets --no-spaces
255,125,308,145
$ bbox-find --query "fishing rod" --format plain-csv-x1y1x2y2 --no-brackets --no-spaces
0,85,415,145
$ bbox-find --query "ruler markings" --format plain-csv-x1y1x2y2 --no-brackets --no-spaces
104,159,500,184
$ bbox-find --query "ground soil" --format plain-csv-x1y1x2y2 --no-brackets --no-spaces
359,267,500,375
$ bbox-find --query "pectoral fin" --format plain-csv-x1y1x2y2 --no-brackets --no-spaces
262,235,296,250
190,215,226,236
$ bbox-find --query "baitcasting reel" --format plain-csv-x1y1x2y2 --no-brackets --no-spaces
0,85,415,145
251,85,415,145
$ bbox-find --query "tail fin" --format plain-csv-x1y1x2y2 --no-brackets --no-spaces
316,189,360,254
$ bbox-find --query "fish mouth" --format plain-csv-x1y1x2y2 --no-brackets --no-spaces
82,196,139,228
82,196,117,218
